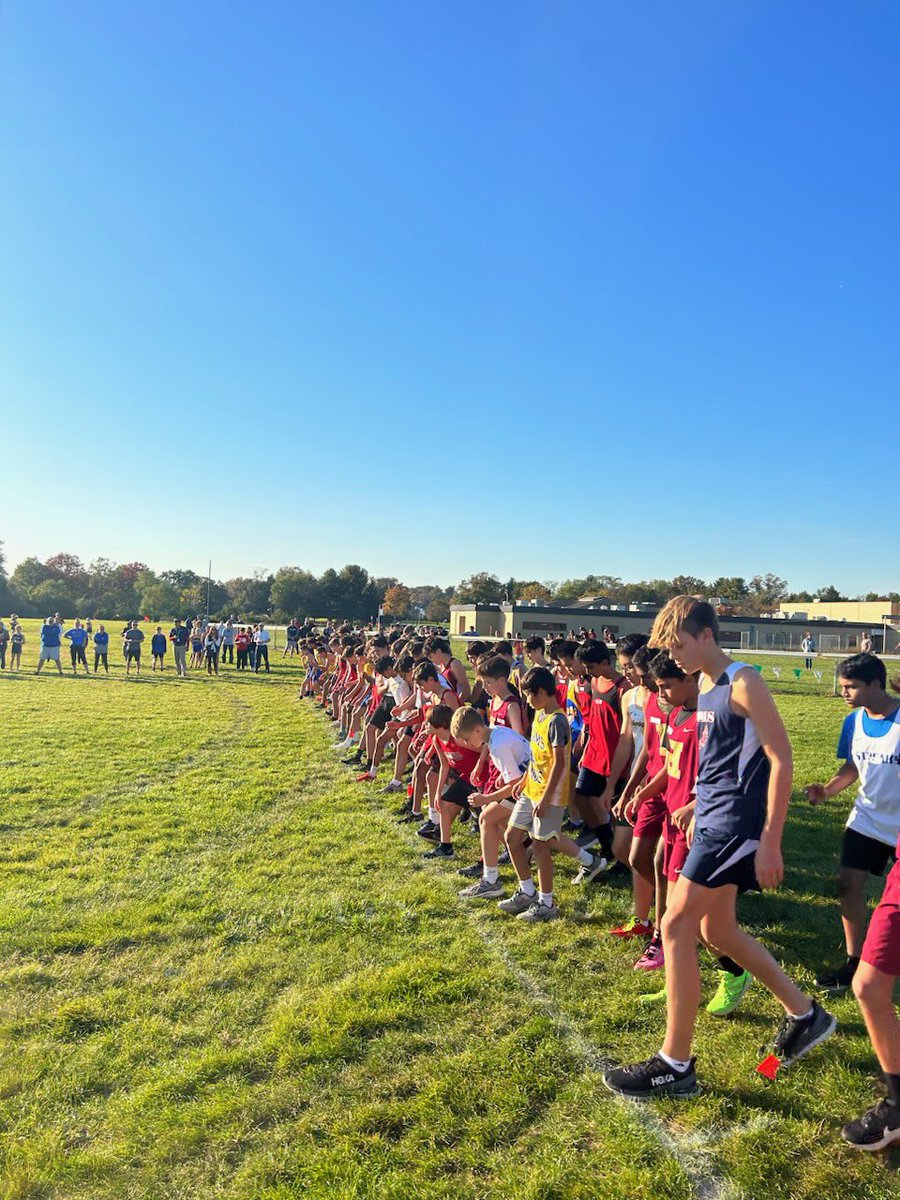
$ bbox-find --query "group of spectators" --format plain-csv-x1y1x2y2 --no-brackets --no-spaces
1,613,276,677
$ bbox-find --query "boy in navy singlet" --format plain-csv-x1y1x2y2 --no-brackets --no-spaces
605,596,836,1099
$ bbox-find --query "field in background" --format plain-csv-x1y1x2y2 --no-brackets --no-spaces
0,632,897,1197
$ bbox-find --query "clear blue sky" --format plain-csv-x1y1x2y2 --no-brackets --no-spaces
2,2,898,593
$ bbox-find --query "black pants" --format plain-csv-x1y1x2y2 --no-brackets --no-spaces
94,652,108,672
221,643,234,663
70,646,88,669
236,649,247,669
254,645,269,672
0,645,6,668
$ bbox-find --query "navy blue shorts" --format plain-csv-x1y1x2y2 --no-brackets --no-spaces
680,829,760,893
575,766,606,797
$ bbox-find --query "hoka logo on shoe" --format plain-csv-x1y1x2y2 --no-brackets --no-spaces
651,1073,675,1087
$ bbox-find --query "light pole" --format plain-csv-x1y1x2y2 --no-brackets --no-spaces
206,560,212,617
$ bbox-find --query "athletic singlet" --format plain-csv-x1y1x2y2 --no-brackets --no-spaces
489,692,524,731
624,686,647,757
581,675,628,775
662,706,699,815
696,662,769,839
644,691,671,778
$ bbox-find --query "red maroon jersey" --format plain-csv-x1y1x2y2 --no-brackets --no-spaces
644,691,670,778
438,736,482,782
489,692,525,731
662,706,699,815
581,675,628,776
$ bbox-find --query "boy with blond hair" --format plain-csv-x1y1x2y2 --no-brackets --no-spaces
605,596,836,1098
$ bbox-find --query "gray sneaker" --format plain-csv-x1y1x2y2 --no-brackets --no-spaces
517,900,560,922
497,889,536,916
458,877,505,900
380,780,404,794
574,852,609,884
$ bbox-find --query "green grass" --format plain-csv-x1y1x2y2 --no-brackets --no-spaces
0,629,896,1198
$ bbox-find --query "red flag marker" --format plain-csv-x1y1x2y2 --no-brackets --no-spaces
756,1054,781,1081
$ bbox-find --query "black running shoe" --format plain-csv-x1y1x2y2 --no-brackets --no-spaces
397,811,421,825
575,827,600,850
498,849,511,866
815,960,857,992
772,1000,837,1066
341,753,363,766
603,1054,698,1099
423,843,454,859
457,860,484,878
416,820,440,843
841,1100,900,1152
607,859,630,879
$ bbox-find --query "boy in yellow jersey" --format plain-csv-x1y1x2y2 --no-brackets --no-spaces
500,667,608,921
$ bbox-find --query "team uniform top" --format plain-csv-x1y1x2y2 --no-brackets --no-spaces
581,675,628,776
564,678,588,742
623,685,649,758
489,693,524,731
486,726,531,783
524,709,572,807
440,737,482,783
644,691,670,778
838,705,900,848
696,662,769,840
662,707,699,816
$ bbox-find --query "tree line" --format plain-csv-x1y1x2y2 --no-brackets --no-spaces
0,545,893,623
450,572,899,615
0,547,454,622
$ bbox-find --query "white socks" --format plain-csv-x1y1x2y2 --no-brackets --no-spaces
659,1051,691,1073
538,891,554,908
484,866,500,884
519,878,536,897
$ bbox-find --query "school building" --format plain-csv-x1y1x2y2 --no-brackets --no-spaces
451,599,900,654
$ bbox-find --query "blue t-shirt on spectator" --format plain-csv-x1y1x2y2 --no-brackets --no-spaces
94,631,109,650
41,624,61,647
65,627,88,648
151,633,167,655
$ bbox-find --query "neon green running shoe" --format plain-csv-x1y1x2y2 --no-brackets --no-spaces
637,985,667,1006
706,969,752,1016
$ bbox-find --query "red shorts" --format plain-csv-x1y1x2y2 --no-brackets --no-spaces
634,793,667,840
861,858,900,977
662,816,689,883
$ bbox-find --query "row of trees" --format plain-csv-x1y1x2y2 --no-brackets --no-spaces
1,544,893,622
0,546,454,623
450,572,900,615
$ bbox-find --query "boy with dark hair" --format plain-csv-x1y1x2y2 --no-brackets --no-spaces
605,596,835,1099
423,705,485,860
807,653,900,992
499,667,607,921
572,641,629,861
151,626,167,672
425,637,471,702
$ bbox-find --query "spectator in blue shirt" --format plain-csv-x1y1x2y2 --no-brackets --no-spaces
36,618,64,675
151,627,168,672
64,619,91,675
93,624,110,673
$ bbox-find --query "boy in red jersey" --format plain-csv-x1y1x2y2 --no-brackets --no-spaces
573,641,629,862
423,705,487,860
425,637,471,702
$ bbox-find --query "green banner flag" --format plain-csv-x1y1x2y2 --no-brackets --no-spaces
793,669,802,679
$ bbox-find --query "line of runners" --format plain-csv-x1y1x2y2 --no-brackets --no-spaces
295,596,900,1152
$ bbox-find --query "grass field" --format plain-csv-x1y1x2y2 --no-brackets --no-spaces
0,624,897,1198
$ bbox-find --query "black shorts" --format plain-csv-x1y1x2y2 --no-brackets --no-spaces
841,827,897,877
575,766,606,797
125,647,141,660
680,829,760,893
442,777,475,811
369,698,395,732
